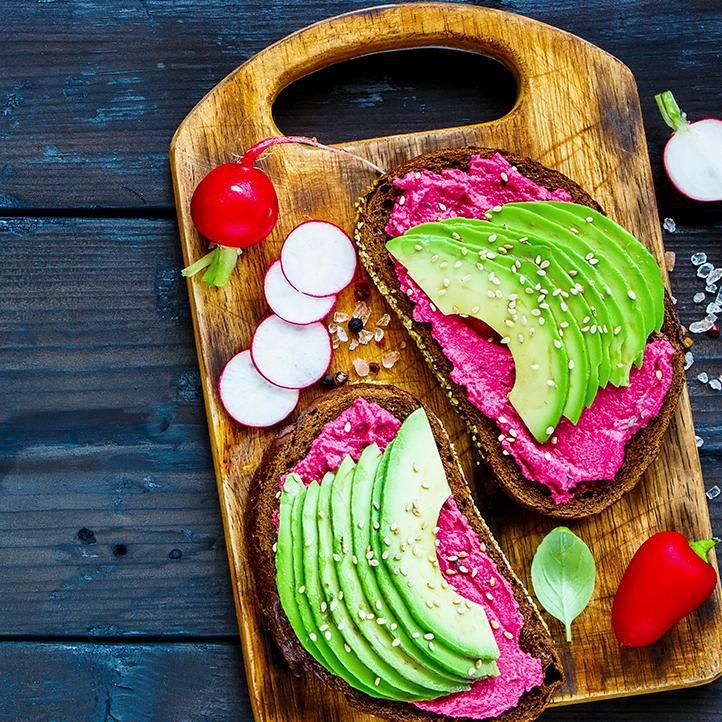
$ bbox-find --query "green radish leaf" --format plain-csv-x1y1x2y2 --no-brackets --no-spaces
531,527,596,642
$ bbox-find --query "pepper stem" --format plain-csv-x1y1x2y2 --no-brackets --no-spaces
655,91,689,132
181,246,241,288
689,537,720,562
239,135,386,174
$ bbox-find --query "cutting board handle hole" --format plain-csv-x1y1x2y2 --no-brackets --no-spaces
273,48,516,143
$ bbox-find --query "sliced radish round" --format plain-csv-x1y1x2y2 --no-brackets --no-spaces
251,315,331,389
280,220,357,297
263,260,336,325
218,350,298,427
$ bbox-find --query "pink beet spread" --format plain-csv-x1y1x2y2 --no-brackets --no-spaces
386,152,676,503
286,398,544,718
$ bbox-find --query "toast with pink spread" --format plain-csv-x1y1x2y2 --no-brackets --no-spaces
355,148,685,518
248,383,562,722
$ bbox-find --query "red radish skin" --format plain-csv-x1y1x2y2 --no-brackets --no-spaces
251,315,332,389
183,136,383,287
263,260,336,325
218,350,298,428
656,91,722,202
280,220,357,298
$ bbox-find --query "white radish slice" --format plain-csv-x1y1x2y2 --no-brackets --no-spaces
656,91,722,202
264,260,336,325
251,315,331,389
218,350,298,427
280,220,357,297
664,120,722,201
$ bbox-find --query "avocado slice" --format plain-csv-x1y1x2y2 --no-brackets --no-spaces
487,203,654,371
299,477,395,699
276,475,340,675
388,231,570,443
380,410,500,664
546,202,664,332
356,445,491,681
316,460,435,700
408,226,593,423
332,449,464,697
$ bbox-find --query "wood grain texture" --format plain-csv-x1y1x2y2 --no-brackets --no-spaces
170,4,721,721
1,0,721,210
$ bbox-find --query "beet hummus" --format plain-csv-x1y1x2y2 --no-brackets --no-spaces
286,398,544,719
386,153,675,503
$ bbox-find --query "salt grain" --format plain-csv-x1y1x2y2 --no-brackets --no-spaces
376,313,391,328
697,262,714,279
707,267,722,285
691,252,707,266
707,284,718,294
706,485,721,501
382,351,401,369
694,292,706,304
706,302,722,315
710,378,722,391
358,329,374,345
374,327,385,343
353,358,370,378
352,301,371,324
662,217,677,233
696,435,704,448
333,311,349,323
336,327,348,343
684,352,694,370
697,372,709,384
689,318,714,333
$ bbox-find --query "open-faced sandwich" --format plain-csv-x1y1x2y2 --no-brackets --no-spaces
355,148,685,517
249,384,563,721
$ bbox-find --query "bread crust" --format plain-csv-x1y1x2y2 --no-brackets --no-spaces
354,147,685,518
248,383,563,722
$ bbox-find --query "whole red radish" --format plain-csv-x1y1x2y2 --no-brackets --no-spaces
612,531,719,647
183,136,383,287
655,91,722,202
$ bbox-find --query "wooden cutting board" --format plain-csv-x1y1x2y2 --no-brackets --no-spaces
170,4,721,718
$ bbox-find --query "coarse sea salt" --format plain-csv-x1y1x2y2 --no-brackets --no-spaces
696,435,704,448
381,351,401,369
352,358,370,378
707,302,722,314
684,351,694,370
691,252,707,266
697,372,709,384
707,284,718,294
663,217,677,233
707,485,721,501
689,318,714,333
710,378,722,391
707,268,722,285
697,262,714,279
694,292,706,303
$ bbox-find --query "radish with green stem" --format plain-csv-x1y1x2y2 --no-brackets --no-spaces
182,136,383,287
655,91,722,202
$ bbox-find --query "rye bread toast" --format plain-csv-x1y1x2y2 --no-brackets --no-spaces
354,147,685,518
248,383,563,722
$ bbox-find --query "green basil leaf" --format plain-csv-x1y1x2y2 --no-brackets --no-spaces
531,526,596,642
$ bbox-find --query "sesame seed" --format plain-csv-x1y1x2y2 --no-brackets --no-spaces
330,600,338,612
319,624,329,632
489,233,497,242
429,641,435,650
439,261,448,269
298,585,305,594
459,565,469,574
486,592,494,601
628,290,637,300
412,631,421,639
414,244,423,251
504,631,514,640
324,631,332,640
500,336,511,345
500,171,509,183
374,677,381,686
569,359,575,370
547,379,556,387
655,369,663,380
321,601,327,612
491,619,500,630
309,632,317,642
544,451,552,461
546,426,555,435
377,617,387,625
451,231,461,241
332,553,341,562
392,638,401,647
338,591,344,600
468,666,477,676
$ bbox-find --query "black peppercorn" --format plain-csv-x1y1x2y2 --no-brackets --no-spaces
348,317,364,333
321,373,335,387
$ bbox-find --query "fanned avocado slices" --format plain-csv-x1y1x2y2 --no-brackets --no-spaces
388,201,665,441
331,454,463,697
360,446,491,680
380,410,500,665
388,231,570,442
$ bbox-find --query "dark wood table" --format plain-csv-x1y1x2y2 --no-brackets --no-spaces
1,1,720,719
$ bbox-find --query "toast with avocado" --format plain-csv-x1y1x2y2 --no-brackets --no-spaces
248,383,563,722
354,148,685,518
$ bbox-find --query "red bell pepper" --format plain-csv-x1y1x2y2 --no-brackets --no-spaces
612,531,719,647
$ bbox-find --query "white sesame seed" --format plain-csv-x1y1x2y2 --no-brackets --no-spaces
298,586,305,594
628,290,637,300
392,638,400,647
309,632,317,642
504,631,514,640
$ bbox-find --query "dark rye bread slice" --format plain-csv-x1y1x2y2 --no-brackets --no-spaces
354,147,686,518
248,383,563,722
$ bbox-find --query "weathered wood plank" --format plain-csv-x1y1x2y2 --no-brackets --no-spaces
0,0,720,208
1,214,720,643
0,641,719,722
